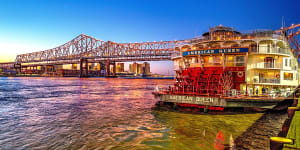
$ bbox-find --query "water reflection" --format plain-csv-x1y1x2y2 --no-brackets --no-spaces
0,77,262,149
152,111,262,150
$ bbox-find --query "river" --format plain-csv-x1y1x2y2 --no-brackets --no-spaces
0,77,263,150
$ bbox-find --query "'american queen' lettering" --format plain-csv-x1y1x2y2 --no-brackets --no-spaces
182,48,248,56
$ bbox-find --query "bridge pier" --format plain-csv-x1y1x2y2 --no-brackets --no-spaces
55,65,63,76
106,60,110,77
112,62,116,76
80,58,88,78
45,65,55,76
105,60,116,77
14,63,21,74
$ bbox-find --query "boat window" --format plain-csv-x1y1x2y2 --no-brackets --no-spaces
191,57,196,63
236,56,245,66
284,72,293,80
264,57,274,68
225,55,234,67
214,56,222,66
208,56,214,63
203,56,210,67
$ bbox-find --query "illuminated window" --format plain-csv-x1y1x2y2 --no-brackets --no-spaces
236,56,245,66
204,56,209,63
226,55,234,67
203,56,213,67
213,56,222,66
264,57,274,68
284,72,293,80
208,56,213,63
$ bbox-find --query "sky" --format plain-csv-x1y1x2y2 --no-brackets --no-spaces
0,0,300,75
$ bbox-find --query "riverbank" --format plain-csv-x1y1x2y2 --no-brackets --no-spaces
234,110,288,149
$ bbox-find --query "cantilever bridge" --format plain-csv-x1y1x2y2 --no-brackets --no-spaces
1,34,190,77
15,34,189,63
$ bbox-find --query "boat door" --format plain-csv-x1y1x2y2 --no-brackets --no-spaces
264,57,274,68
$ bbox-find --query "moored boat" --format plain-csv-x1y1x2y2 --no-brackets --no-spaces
153,24,299,112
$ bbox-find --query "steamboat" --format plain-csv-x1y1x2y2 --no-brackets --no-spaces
153,24,300,112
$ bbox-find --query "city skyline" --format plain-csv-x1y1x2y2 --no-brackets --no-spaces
0,0,300,75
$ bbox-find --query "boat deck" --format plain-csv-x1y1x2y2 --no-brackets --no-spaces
153,91,294,110
157,91,292,101
224,96,292,101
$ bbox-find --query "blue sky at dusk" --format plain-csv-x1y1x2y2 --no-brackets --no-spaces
0,0,299,74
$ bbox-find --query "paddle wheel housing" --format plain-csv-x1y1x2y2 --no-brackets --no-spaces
172,67,246,97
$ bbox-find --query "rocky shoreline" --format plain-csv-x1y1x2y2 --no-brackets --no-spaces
234,110,288,150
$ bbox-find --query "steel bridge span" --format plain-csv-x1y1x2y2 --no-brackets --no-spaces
15,34,189,64
4,34,189,77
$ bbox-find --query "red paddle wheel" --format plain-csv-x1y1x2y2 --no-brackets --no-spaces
173,67,224,96
172,66,246,97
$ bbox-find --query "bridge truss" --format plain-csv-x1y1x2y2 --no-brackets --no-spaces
15,34,189,64
276,23,300,57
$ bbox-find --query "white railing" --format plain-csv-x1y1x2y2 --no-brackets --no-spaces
253,78,280,84
223,89,294,98
224,62,245,67
250,46,290,55
154,85,294,98
248,62,282,69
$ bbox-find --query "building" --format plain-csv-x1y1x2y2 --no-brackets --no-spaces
142,62,151,75
128,62,151,75
116,63,124,73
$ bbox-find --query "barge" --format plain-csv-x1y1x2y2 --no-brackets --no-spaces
153,25,299,112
